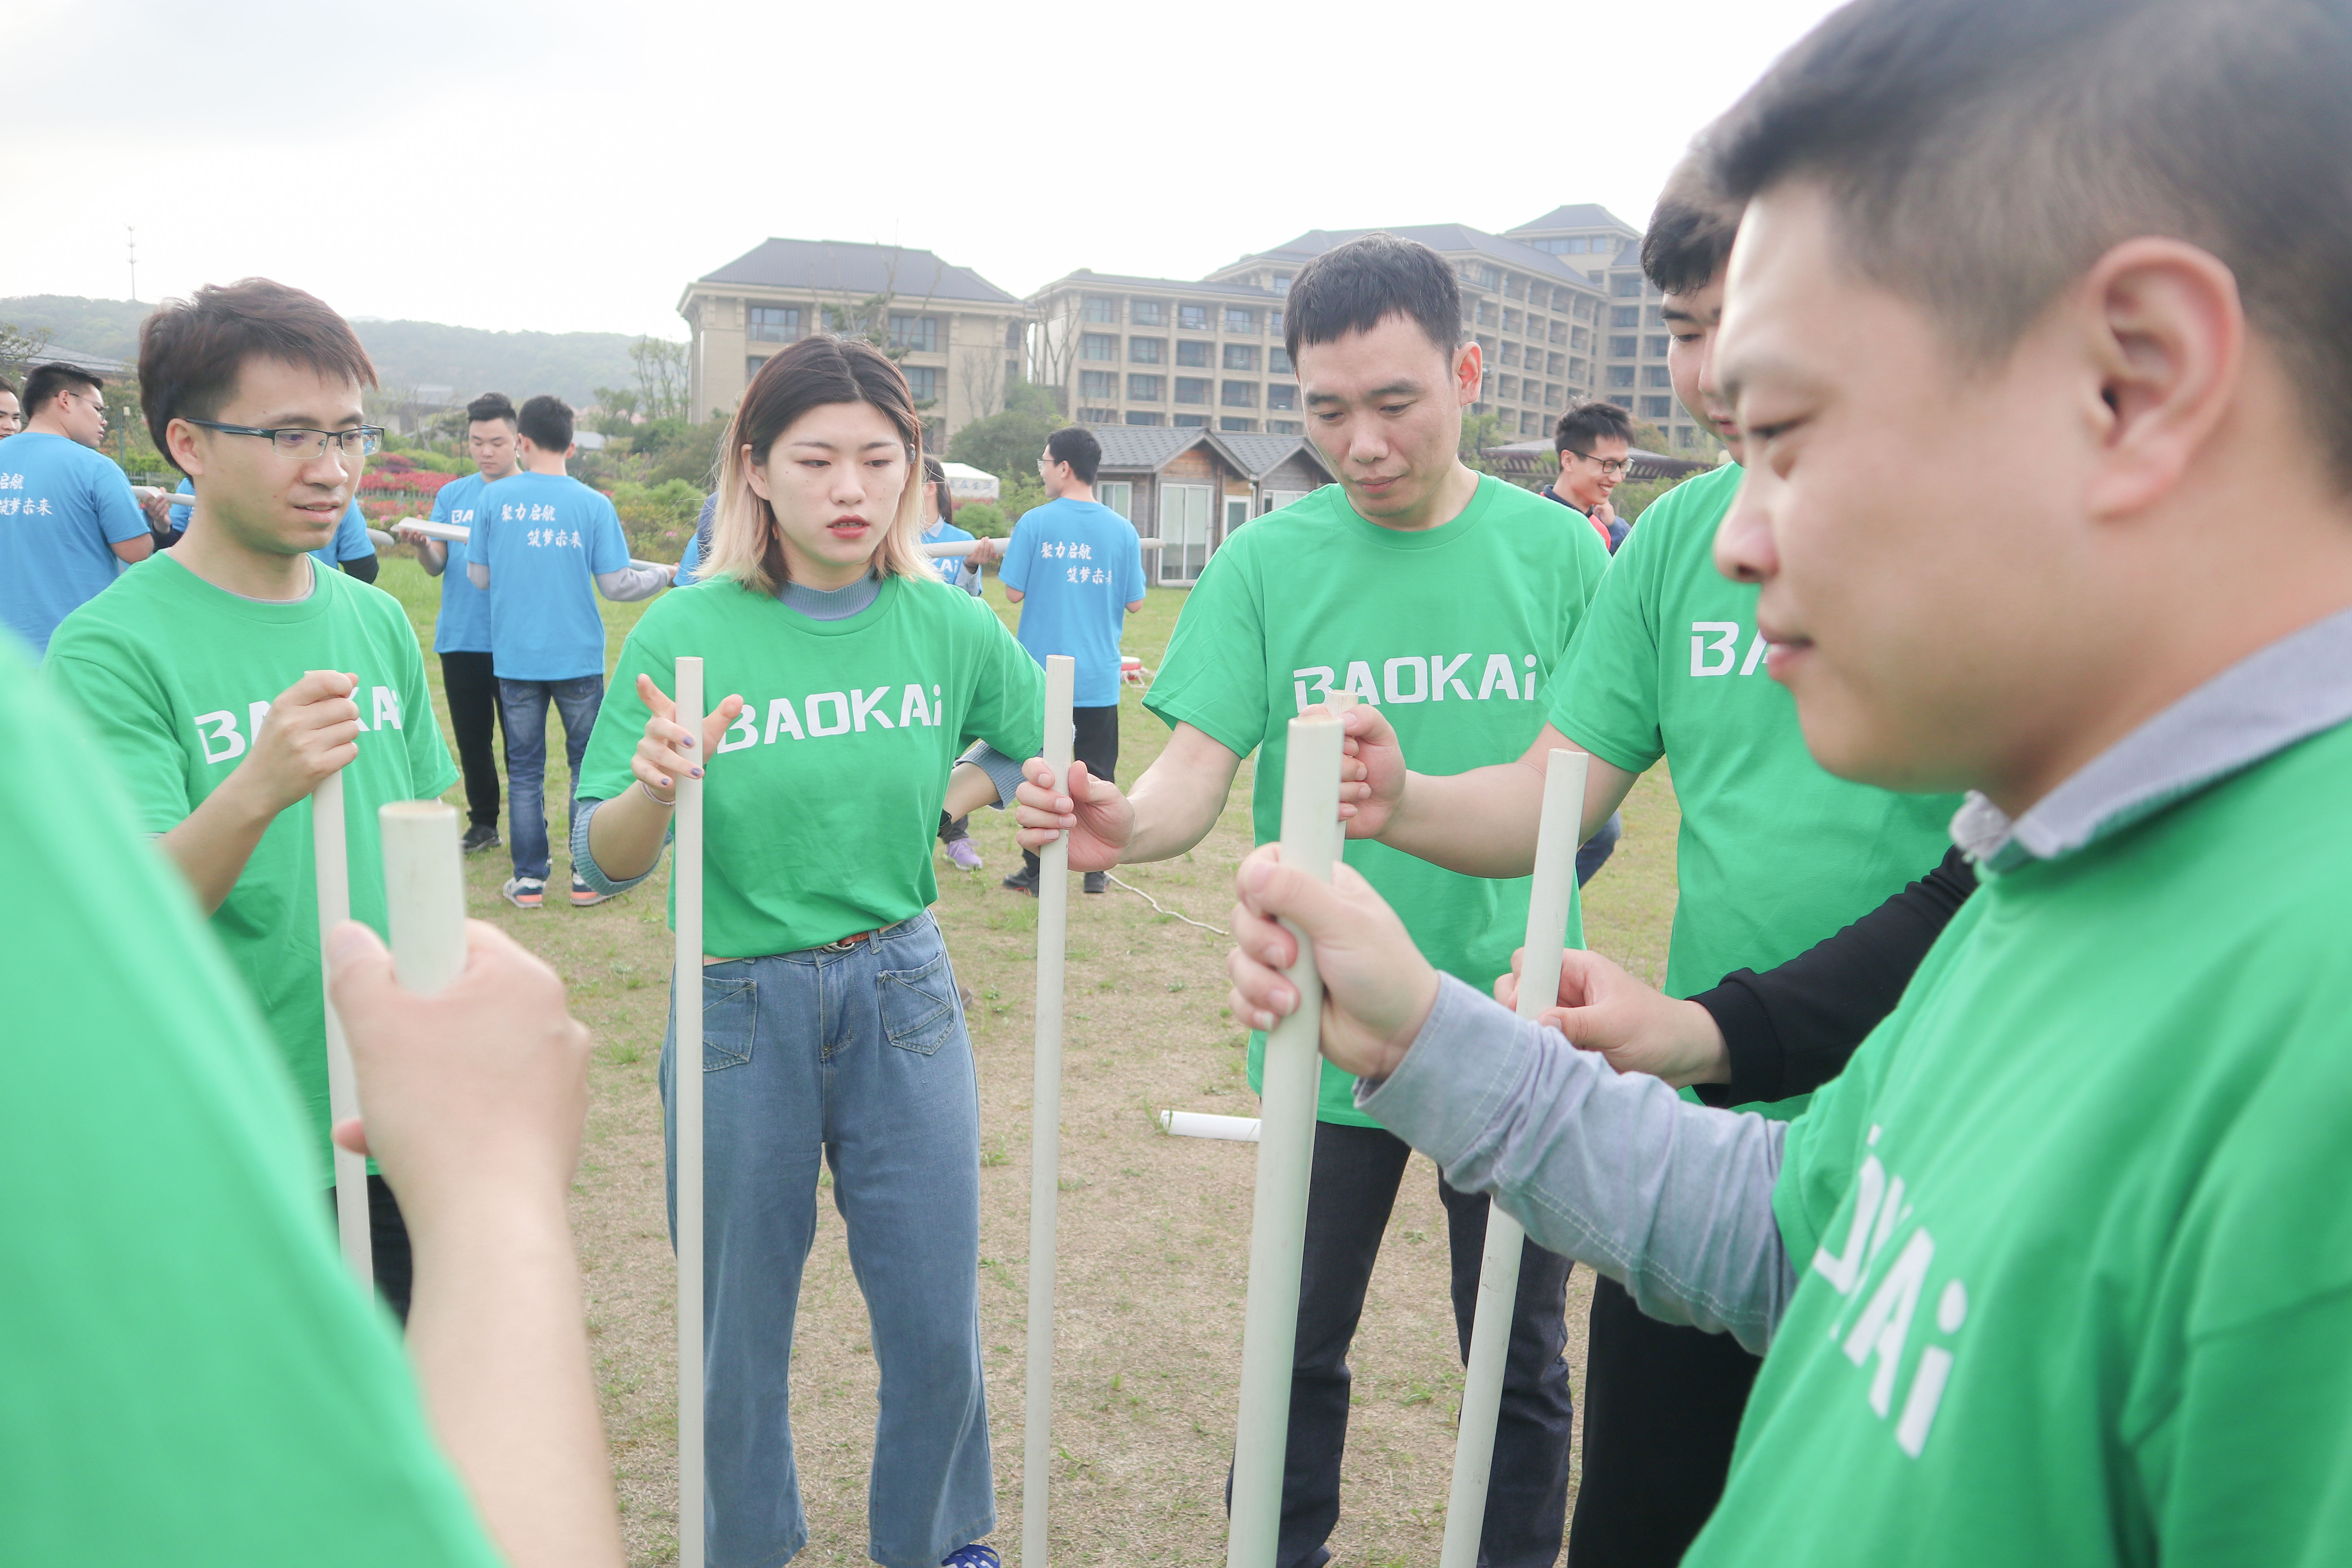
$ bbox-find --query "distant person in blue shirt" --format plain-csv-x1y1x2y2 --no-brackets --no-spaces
0,363,160,655
994,425,1145,897
919,455,989,873
463,393,669,909
168,477,377,582
391,390,518,856
676,492,716,586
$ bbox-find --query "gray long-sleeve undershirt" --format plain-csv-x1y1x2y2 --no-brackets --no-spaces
463,561,670,601
1358,975,1797,1355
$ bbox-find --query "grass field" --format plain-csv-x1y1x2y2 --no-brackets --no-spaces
373,555,1682,1567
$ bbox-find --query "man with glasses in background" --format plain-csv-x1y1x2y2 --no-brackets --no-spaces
1544,399,1636,554
0,362,158,655
45,279,458,1316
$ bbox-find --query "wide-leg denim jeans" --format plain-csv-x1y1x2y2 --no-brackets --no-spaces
661,912,995,1568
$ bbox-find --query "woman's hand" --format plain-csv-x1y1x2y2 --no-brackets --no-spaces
631,672,744,801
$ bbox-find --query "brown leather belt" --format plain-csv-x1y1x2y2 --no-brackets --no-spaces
701,926,887,965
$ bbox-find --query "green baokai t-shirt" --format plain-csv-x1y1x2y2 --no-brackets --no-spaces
1688,717,2352,1568
46,555,456,1182
0,641,498,1565
580,572,1045,957
1555,463,1960,1112
1149,476,1611,1127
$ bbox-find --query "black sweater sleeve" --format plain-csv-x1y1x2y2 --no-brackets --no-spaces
339,550,381,585
1691,845,1978,1107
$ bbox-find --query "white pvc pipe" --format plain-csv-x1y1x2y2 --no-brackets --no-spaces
1024,652,1076,1568
1226,709,1347,1568
672,657,707,1568
379,800,467,995
920,537,1165,557
311,769,373,1287
388,516,670,575
1439,748,1588,1568
1161,1110,1261,1142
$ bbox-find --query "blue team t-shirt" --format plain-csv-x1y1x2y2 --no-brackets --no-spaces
463,471,629,681
676,493,716,588
169,479,374,568
999,497,1147,707
0,432,150,656
922,518,976,583
425,472,494,654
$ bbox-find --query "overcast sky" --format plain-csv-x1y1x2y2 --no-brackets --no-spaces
9,0,1847,342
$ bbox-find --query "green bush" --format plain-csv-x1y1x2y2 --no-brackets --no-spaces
956,501,1007,538
609,478,706,557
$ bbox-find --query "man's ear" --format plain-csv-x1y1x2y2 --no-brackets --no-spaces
2078,236,2244,521
165,418,207,480
1454,340,1483,407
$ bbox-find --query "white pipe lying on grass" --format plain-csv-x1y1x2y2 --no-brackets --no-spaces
1160,1111,1262,1142
1226,704,1348,1568
1024,653,1077,1567
1439,748,1588,1568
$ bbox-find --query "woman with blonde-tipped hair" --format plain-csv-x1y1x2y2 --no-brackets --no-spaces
573,335,1041,1568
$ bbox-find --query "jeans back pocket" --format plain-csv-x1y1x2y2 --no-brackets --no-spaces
699,976,756,1070
877,950,960,1056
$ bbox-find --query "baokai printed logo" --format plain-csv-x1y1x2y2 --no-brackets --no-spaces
1691,620,1772,678
713,684,951,751
192,686,406,765
1292,655,1541,712
1811,1125,1969,1460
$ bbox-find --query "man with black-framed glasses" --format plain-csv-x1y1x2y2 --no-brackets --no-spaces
0,361,156,654
45,279,457,1318
1544,399,1635,554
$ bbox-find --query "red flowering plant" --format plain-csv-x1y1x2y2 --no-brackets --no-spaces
359,453,455,524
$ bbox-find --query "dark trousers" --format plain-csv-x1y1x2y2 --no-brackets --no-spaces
439,650,503,829
1575,810,1622,887
939,811,970,843
1567,1277,1760,1568
1022,702,1120,877
1233,1121,1575,1568
497,674,604,881
325,1174,415,1324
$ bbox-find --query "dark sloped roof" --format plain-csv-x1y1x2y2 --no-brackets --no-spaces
1087,425,1211,472
698,239,1018,305
1036,269,1280,303
1240,224,1604,291
1214,432,1334,481
1507,203,1639,236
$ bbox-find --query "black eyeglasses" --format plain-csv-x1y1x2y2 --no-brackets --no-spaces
185,419,385,461
1564,449,1631,478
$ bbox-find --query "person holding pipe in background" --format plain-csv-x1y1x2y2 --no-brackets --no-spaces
45,279,457,1320
1337,164,1964,1564
573,337,1042,1568
0,633,623,1568
461,393,668,910
920,452,990,872
392,390,518,856
1227,0,2352,1562
0,361,163,655
1014,234,1610,1568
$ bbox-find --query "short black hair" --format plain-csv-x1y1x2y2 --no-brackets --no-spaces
1642,155,1742,298
1706,0,2352,488
1555,400,1637,456
23,362,104,419
516,394,574,452
1045,425,1102,485
138,279,376,467
0,374,18,397
1284,233,1461,368
466,390,517,428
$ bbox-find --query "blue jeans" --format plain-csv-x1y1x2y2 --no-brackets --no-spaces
1576,809,1623,887
495,675,604,880
661,913,995,1568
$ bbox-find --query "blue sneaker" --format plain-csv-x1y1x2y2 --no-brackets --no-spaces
941,1548,1000,1568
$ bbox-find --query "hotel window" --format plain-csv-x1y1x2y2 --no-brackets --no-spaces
888,314,938,352
1177,340,1211,368
1499,343,1520,367
1083,296,1118,323
1132,299,1168,326
1640,395,1675,419
1079,370,1117,399
1572,326,1590,350
1646,305,1665,327
1545,384,1563,408
1610,335,1638,357
1224,307,1256,333
1173,413,1209,426
1268,419,1302,434
1569,356,1588,379
1221,379,1257,407
1550,321,1568,344
1270,347,1292,374
1129,337,1164,364
1607,365,1636,388
1503,309,1523,333
1269,309,1284,335
1223,343,1257,371
1573,297,1596,321
745,355,769,379
1220,417,1258,432
1125,411,1164,426
1520,411,1542,435
905,366,939,401
1077,408,1116,422
1476,300,1497,327
1175,377,1210,405
1080,333,1118,361
1547,352,1565,376
1128,374,1163,401
748,305,800,342
1613,274,1643,297
1645,335,1670,357
1267,383,1296,410
1642,365,1671,388
1611,306,1640,328
1179,303,1210,330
